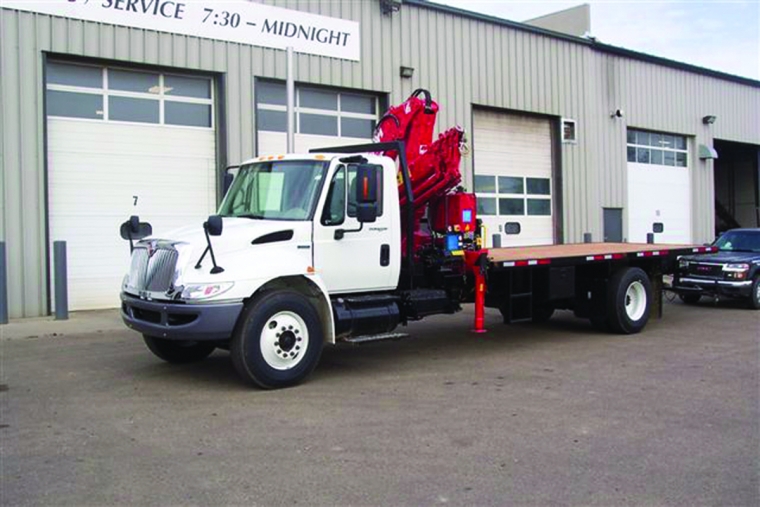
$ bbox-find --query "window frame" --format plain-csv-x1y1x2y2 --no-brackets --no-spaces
255,80,379,137
474,174,552,218
626,128,688,167
45,61,214,129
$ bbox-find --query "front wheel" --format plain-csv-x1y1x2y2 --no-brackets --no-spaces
606,267,653,334
748,276,760,310
143,336,217,364
231,291,324,389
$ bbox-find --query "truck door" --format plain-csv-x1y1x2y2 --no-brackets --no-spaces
313,163,396,293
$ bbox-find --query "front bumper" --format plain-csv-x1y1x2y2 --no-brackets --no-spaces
671,277,753,298
121,292,244,341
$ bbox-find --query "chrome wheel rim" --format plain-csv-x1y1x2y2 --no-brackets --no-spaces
259,311,309,370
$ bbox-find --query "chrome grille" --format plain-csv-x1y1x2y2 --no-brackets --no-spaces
127,246,179,293
687,263,723,278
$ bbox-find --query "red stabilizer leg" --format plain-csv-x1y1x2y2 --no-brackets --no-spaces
472,270,487,334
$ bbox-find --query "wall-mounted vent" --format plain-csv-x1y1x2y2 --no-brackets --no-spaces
562,119,577,143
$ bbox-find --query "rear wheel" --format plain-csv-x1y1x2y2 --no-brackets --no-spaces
231,291,324,389
679,294,701,305
143,336,217,364
606,267,652,334
748,276,760,310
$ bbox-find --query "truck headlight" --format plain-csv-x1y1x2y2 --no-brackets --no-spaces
678,259,689,269
180,282,234,300
723,263,750,272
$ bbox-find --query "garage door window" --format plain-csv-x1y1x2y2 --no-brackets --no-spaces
256,81,378,138
475,175,551,217
627,129,687,167
45,62,213,128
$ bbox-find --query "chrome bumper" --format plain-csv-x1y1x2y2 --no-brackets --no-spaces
672,277,753,297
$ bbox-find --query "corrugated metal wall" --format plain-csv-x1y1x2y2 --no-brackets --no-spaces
1,1,758,317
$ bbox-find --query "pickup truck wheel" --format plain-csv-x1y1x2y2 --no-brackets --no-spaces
142,336,217,364
231,291,323,389
748,277,760,310
679,294,701,305
606,267,652,334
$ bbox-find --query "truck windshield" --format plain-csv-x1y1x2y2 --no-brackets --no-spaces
713,230,760,253
218,160,328,220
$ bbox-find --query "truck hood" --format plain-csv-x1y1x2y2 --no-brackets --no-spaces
136,217,314,285
681,251,760,264
146,217,309,255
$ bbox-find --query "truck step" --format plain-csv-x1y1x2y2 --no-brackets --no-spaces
342,332,409,344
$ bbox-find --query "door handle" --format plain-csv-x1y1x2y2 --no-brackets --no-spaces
380,244,390,266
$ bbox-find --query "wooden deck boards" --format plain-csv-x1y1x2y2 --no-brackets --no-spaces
487,243,694,263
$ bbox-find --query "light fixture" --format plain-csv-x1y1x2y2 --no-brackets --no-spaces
702,115,717,125
380,0,402,15
399,66,414,78
698,144,719,160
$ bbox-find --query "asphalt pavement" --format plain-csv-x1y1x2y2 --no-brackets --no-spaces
1,298,758,506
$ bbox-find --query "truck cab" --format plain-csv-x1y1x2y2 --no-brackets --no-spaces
121,153,401,388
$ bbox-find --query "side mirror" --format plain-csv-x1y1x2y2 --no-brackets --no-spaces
354,164,379,204
120,215,152,241
356,203,378,223
205,215,223,236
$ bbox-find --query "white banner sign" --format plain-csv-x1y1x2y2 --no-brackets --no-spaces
0,0,360,61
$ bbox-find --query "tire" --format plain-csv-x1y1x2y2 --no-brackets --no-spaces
143,335,217,364
231,291,324,389
679,294,701,305
748,276,760,310
606,267,653,334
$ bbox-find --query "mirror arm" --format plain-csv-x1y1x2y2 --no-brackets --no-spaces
196,223,224,274
194,245,210,269
334,222,364,240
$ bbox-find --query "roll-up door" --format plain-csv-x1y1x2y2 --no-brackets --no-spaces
473,110,554,247
626,129,691,244
46,61,217,310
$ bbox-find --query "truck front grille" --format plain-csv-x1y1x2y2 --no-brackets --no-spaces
128,246,179,293
687,263,723,278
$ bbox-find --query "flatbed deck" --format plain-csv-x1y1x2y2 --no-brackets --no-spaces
488,242,713,266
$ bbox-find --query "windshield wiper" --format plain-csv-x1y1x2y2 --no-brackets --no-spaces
236,213,266,219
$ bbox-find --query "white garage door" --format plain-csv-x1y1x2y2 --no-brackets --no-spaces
627,129,691,244
473,111,554,247
255,81,379,155
46,62,216,311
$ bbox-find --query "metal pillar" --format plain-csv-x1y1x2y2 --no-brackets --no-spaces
0,242,7,324
286,46,295,153
54,241,69,320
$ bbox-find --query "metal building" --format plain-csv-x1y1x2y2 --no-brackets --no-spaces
1,0,758,318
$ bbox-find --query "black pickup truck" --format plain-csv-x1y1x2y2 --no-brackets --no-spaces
671,228,760,309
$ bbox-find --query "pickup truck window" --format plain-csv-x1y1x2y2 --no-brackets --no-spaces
714,230,760,253
219,160,328,221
